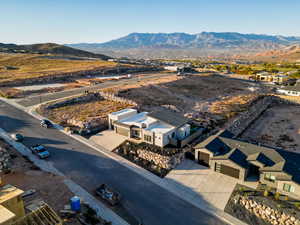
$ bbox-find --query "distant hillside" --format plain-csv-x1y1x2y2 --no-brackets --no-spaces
0,43,110,60
68,32,300,59
254,44,300,62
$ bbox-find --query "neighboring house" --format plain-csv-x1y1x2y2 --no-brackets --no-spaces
108,109,192,147
0,184,25,225
0,184,62,225
194,130,300,199
277,82,300,96
254,73,290,84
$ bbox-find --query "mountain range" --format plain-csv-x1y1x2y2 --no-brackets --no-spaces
0,43,109,60
68,32,300,59
254,44,300,62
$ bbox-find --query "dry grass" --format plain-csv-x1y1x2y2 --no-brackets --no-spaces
0,53,117,83
209,94,258,119
40,99,133,124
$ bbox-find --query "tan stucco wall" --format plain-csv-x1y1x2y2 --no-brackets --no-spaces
277,180,300,199
1,195,25,221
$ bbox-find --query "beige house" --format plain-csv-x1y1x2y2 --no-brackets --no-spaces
194,130,300,199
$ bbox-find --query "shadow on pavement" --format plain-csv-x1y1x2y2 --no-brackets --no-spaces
31,144,228,225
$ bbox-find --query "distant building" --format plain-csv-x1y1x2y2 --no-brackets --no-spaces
253,73,290,84
108,109,193,148
277,82,300,96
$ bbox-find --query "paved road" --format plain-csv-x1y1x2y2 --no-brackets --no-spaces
16,73,172,107
0,100,227,225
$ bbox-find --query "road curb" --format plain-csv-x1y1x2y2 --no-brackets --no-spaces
0,97,247,225
0,128,130,225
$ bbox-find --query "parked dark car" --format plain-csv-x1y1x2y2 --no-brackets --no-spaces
11,133,24,142
40,119,53,128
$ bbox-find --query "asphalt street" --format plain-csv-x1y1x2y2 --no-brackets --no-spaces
16,73,171,107
0,100,227,225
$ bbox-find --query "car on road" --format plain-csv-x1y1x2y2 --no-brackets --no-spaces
40,119,53,128
11,133,24,142
95,184,121,206
30,145,50,159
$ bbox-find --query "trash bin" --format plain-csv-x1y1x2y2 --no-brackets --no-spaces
70,196,81,212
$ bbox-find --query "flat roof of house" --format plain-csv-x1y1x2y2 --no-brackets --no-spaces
0,184,24,204
148,110,189,127
120,112,157,128
0,205,15,223
110,108,137,116
146,121,174,134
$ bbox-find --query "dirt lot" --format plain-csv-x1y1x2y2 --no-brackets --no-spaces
0,139,79,224
109,74,262,122
39,98,133,129
241,104,300,153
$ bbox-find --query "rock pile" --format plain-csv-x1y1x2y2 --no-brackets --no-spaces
0,146,11,172
238,196,300,225
137,149,185,170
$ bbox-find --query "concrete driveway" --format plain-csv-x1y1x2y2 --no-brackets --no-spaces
89,130,127,151
165,159,238,210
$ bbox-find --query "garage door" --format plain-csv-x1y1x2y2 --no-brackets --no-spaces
198,152,210,167
215,163,240,179
116,126,129,137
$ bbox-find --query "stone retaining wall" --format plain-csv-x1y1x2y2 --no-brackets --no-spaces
99,91,137,106
137,149,186,170
227,96,274,137
237,195,300,225
45,93,103,110
0,146,11,172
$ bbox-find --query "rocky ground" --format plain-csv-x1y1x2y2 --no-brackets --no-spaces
240,104,300,153
113,73,264,125
225,185,300,225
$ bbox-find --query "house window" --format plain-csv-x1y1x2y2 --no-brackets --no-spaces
264,173,276,182
144,135,152,142
283,183,295,193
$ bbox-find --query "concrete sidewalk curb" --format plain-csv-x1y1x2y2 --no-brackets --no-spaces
0,128,130,225
1,97,247,225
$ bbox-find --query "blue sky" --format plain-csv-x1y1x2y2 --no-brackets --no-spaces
1,0,300,44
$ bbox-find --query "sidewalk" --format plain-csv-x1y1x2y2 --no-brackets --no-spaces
0,128,130,225
1,97,247,225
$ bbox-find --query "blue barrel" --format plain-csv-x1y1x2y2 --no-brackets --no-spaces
70,196,81,212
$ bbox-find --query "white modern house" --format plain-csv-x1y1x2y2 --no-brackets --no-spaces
277,82,300,96
108,109,191,147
